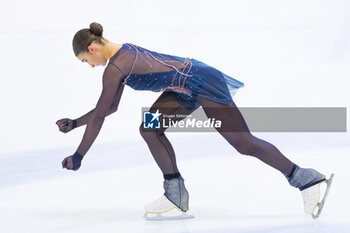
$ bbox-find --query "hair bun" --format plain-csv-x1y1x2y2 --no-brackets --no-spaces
89,22,103,37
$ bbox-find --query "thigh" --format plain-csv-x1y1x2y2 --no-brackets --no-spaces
197,95,250,134
149,92,194,115
142,91,199,133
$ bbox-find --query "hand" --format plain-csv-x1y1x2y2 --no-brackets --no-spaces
56,118,75,133
62,152,83,171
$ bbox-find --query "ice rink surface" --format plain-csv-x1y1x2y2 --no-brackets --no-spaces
1,0,349,232
1,133,349,233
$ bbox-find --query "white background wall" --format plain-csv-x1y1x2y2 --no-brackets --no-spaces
0,0,349,153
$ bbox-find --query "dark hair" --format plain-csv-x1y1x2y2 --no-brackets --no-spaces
72,22,105,56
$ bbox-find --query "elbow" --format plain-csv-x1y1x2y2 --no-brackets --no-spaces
91,115,105,124
110,105,118,113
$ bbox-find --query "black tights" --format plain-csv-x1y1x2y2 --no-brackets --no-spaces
140,92,294,177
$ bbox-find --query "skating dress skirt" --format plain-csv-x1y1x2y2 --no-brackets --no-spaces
111,43,244,111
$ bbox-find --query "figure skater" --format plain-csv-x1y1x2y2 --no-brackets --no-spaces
56,22,333,220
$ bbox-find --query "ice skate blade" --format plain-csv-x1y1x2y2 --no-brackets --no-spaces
312,173,335,219
144,209,194,221
144,212,194,221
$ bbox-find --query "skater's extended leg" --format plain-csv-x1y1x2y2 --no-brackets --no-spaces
197,96,294,175
197,96,333,218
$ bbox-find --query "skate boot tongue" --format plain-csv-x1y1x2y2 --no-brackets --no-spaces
287,165,326,190
163,176,189,212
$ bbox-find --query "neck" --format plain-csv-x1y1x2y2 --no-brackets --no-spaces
102,40,123,60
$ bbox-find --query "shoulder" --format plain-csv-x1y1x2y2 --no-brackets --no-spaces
103,63,125,78
101,64,125,87
101,64,125,88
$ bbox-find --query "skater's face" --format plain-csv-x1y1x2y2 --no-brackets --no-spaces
77,42,108,68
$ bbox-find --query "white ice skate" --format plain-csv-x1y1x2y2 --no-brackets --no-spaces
301,173,334,218
144,195,195,221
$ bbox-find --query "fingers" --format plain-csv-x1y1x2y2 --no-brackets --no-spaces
56,118,67,125
56,119,72,133
58,127,67,133
58,121,69,128
61,125,68,133
62,157,73,170
56,119,70,128
62,158,67,168
59,122,68,128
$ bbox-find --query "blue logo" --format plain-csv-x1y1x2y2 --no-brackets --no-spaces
143,110,162,129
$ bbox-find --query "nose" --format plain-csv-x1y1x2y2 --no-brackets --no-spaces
88,62,95,68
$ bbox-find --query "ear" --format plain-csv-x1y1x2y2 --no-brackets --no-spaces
87,44,97,53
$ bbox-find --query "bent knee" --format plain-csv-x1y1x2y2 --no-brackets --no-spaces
139,124,165,140
235,143,256,155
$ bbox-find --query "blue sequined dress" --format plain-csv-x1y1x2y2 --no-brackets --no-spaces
107,43,244,111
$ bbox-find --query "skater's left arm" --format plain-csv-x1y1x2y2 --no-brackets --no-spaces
62,65,124,170
76,66,123,156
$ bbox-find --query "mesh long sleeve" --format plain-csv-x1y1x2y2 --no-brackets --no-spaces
76,64,124,156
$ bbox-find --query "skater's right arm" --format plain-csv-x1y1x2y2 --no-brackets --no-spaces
56,63,126,134
73,83,125,127
56,84,125,133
